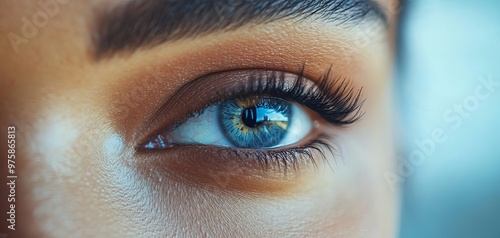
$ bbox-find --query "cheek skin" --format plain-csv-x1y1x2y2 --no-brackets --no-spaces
9,96,130,237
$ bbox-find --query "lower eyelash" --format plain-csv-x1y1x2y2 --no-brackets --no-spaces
213,134,337,174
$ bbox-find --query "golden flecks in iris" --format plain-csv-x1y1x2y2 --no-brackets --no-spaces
235,97,259,108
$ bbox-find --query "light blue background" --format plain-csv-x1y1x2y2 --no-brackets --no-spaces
398,0,500,237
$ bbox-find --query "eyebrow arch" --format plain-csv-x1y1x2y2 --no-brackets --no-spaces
93,0,386,60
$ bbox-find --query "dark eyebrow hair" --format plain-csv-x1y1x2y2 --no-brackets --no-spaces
93,0,386,60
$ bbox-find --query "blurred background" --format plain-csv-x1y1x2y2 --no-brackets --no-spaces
398,0,500,237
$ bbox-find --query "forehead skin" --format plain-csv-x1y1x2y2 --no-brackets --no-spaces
0,0,398,237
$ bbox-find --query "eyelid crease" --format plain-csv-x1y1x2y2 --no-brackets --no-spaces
137,65,364,149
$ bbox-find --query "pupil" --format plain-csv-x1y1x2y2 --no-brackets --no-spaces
241,106,258,128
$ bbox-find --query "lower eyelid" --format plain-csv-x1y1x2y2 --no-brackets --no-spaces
138,139,333,195
135,137,336,194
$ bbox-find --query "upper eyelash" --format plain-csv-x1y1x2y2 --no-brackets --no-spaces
297,66,365,125
181,66,365,128
228,65,365,125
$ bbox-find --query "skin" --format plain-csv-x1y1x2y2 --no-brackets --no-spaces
0,0,399,237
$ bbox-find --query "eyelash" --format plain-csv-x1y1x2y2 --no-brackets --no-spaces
240,67,364,125
170,67,364,129
215,136,338,174
139,67,364,172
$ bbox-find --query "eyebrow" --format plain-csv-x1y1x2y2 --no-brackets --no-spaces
93,0,386,60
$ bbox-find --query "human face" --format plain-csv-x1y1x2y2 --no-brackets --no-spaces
0,0,399,237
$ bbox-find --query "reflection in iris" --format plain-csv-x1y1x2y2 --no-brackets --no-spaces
242,106,289,128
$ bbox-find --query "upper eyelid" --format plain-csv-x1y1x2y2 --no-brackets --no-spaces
136,68,363,148
103,22,380,148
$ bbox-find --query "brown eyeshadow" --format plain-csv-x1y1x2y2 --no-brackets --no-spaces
102,22,370,145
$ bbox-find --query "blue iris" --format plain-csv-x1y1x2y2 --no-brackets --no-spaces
219,97,291,148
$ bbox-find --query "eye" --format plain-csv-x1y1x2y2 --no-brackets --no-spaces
136,69,363,174
142,96,313,149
